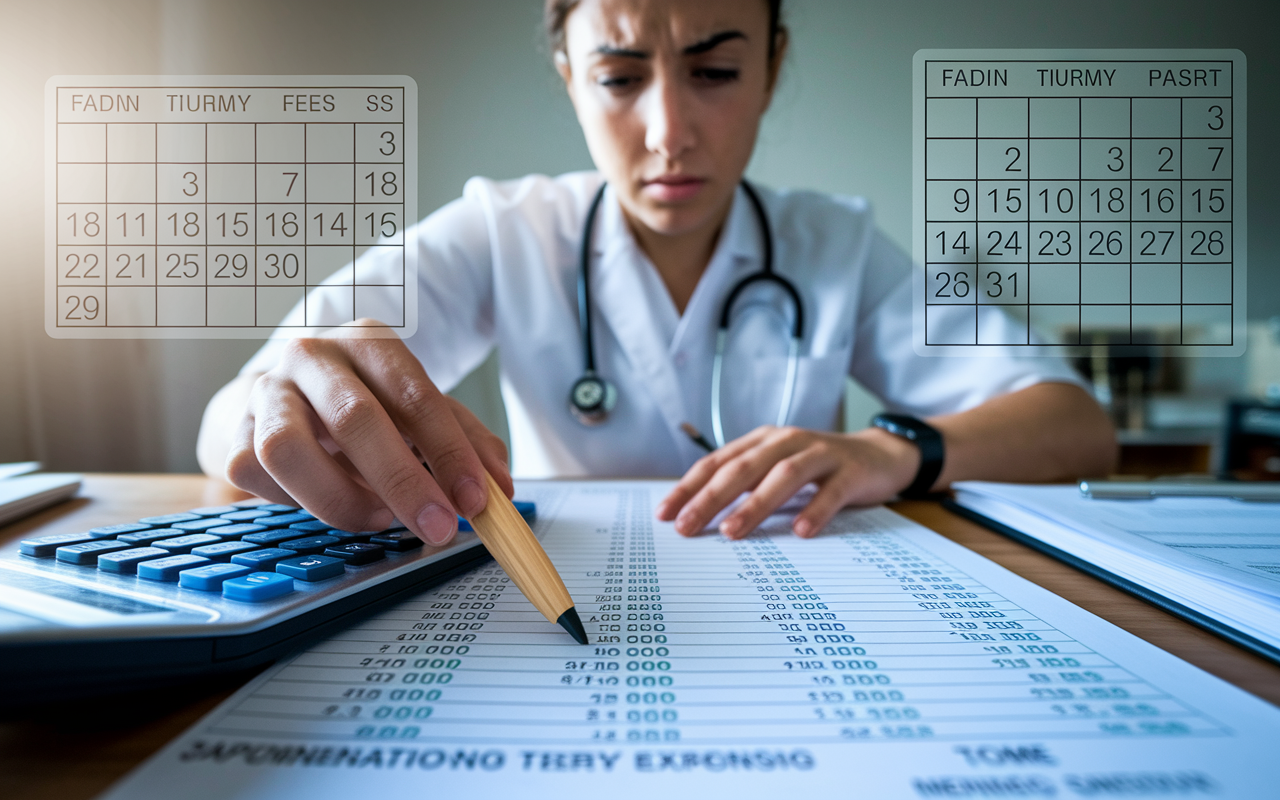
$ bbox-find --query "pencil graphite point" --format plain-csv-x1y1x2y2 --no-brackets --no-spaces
557,607,589,645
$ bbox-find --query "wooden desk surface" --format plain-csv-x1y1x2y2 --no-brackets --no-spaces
2,474,1278,800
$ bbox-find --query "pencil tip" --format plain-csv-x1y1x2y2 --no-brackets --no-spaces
557,607,589,645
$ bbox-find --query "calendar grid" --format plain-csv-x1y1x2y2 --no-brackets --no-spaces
917,54,1242,354
48,77,417,339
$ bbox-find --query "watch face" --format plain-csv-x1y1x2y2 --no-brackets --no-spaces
573,379,604,409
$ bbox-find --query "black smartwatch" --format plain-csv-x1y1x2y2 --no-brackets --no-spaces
870,413,945,499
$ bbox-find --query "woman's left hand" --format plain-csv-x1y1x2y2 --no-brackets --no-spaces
655,425,923,539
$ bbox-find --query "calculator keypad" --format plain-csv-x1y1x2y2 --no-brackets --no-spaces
10,501,534,607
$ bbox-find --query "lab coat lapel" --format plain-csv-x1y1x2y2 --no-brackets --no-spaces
590,192,688,443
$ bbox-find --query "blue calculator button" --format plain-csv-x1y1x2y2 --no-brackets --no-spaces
288,519,332,534
323,529,375,545
179,563,253,591
188,505,240,517
279,535,340,555
206,523,267,540
231,547,294,569
87,522,153,539
276,554,345,581
138,554,211,581
219,509,275,523
514,500,537,524
138,512,202,526
256,504,299,514
369,531,424,551
171,517,233,533
257,513,313,528
243,528,306,546
152,533,223,554
191,541,259,561
55,539,132,565
118,527,184,546
19,532,96,558
325,542,385,565
458,516,473,532
97,547,167,574
223,572,295,601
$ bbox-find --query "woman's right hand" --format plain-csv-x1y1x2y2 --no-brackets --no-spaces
203,322,511,546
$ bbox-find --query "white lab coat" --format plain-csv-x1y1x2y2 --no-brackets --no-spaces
244,172,1084,478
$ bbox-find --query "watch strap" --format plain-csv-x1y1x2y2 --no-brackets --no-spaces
870,414,945,499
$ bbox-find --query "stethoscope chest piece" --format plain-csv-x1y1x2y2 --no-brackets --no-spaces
569,372,617,426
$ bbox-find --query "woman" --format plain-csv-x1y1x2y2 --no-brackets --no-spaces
197,0,1115,548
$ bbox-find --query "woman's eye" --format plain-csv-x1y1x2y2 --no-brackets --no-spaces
597,74,640,90
692,67,740,84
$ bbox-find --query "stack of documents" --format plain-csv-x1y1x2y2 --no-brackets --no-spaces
951,481,1280,663
102,481,1280,799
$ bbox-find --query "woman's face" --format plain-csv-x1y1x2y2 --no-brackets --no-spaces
559,0,780,240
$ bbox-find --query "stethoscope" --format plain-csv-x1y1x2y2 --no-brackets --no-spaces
569,180,805,448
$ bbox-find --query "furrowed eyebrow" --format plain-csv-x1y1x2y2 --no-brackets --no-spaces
682,30,746,55
590,30,747,60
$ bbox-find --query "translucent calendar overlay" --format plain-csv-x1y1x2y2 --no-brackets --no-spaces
45,76,418,339
912,50,1246,357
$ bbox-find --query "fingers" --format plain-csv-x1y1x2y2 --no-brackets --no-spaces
445,397,513,500
719,442,841,539
791,475,854,538
344,340,492,521
670,427,811,537
656,427,770,522
228,374,395,531
289,348,458,546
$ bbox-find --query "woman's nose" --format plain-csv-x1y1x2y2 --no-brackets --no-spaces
642,73,696,162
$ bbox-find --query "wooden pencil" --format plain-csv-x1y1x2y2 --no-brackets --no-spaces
463,471,587,644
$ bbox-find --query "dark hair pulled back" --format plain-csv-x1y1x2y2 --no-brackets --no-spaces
544,0,785,62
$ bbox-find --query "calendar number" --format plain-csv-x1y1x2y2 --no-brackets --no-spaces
217,212,249,238
115,252,146,279
985,229,1021,256
1188,230,1224,257
167,212,201,238
1004,147,1022,173
1207,105,1224,131
1191,188,1225,214
312,212,348,237
1038,188,1074,215
985,270,1019,299
1090,187,1125,214
1106,146,1125,172
63,294,100,321
214,253,249,279
366,171,399,197
263,252,300,279
1138,230,1175,257
64,252,101,280
380,130,396,156
953,188,969,213
1087,230,1124,257
1037,230,1072,257
365,211,398,239
66,212,101,238
934,229,969,255
934,271,971,298
265,212,300,238
1140,188,1175,214
166,252,201,278
183,171,200,197
987,187,1022,214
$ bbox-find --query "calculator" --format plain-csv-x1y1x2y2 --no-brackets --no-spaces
0,498,534,703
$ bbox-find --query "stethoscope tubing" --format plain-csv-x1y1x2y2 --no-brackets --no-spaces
575,180,804,446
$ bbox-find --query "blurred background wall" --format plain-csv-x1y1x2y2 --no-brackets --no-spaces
0,0,1276,474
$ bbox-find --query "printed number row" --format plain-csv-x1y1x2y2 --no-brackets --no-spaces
927,263,1233,306
926,223,1231,263
57,204,403,246
924,139,1231,181
56,246,404,287
927,181,1231,222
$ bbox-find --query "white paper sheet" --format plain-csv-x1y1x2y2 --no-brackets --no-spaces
101,481,1280,799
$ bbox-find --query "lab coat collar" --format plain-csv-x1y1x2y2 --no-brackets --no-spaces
588,183,760,456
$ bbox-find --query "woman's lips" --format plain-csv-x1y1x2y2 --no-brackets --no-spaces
641,175,706,203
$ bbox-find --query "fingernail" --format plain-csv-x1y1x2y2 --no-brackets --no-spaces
720,519,740,539
454,477,486,518
416,503,456,546
794,518,813,537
